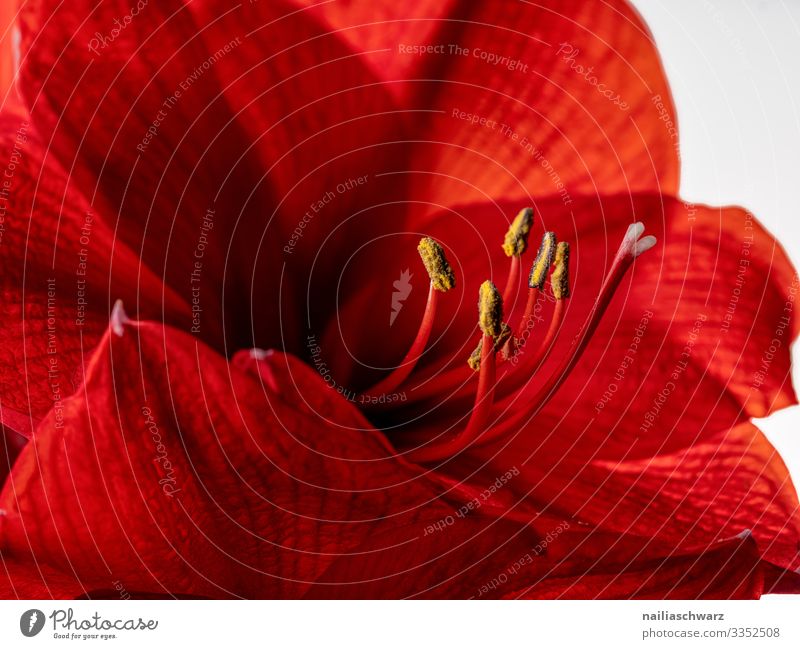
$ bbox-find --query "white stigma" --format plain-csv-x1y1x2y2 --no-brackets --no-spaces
249,348,274,360
618,222,657,260
110,299,129,337
633,235,658,258
624,222,646,246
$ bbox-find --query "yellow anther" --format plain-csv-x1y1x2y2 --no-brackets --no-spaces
467,347,481,372
551,242,570,300
478,280,503,337
468,322,512,371
418,237,455,292
502,207,535,257
528,232,556,289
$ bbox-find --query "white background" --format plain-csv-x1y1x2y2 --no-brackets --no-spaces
632,0,800,484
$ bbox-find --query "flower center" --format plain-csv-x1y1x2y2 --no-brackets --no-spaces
358,213,657,463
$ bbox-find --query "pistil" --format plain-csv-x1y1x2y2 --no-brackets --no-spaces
477,223,656,446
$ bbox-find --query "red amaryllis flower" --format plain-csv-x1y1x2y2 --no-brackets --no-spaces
0,0,798,599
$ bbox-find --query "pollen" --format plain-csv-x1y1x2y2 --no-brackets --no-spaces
478,280,503,337
528,231,557,288
468,322,512,371
418,237,456,292
502,207,535,257
551,242,571,300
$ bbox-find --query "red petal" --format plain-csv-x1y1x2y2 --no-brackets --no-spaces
297,0,681,205
17,1,406,352
0,427,25,487
1,322,776,598
0,319,510,597
184,2,434,357
580,423,800,573
233,351,778,598
17,1,682,363
18,2,262,347
764,562,800,594
0,113,185,435
0,3,14,98
0,555,94,599
507,532,766,599
306,519,764,599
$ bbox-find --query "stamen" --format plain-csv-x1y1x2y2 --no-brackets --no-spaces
528,232,557,289
510,232,556,340
528,299,566,368
468,322,511,371
550,242,570,300
502,208,534,305
418,237,456,292
360,238,452,401
478,280,503,337
408,332,497,463
508,243,570,372
521,286,541,326
478,223,657,446
404,245,552,401
502,207,534,257
408,280,505,463
405,232,550,400
502,254,521,306
513,286,541,345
